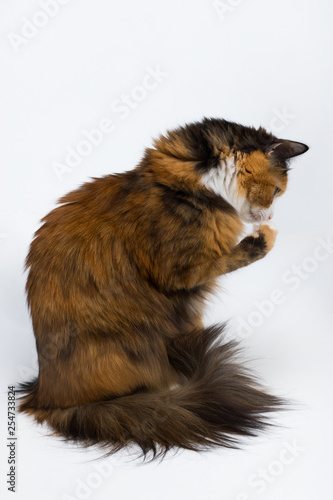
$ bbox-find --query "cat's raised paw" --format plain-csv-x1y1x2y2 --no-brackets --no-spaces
259,223,278,252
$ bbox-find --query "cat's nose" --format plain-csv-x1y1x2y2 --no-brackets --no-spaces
268,215,272,220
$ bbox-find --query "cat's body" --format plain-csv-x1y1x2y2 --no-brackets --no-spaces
19,118,308,457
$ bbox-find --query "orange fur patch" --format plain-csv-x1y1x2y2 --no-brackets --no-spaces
236,151,287,208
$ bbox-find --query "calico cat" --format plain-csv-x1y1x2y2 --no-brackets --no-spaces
18,117,308,458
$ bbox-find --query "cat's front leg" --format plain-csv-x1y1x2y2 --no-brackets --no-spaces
224,223,278,274
151,224,277,291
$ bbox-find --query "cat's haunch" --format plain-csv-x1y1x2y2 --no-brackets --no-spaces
18,117,308,459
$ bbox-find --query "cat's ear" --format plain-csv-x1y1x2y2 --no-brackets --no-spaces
266,140,309,161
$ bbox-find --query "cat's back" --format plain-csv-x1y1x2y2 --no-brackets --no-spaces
25,171,148,304
27,169,144,256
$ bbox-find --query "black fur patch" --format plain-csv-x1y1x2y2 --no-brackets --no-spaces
168,118,282,173
154,182,236,216
240,232,267,259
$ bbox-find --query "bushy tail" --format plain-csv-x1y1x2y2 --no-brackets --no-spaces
18,325,284,459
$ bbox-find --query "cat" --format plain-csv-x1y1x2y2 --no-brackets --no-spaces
18,117,309,458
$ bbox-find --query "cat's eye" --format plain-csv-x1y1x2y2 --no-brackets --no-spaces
244,167,252,174
273,187,280,197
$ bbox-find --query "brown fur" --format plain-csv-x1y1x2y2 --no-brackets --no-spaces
237,151,288,208
18,118,308,459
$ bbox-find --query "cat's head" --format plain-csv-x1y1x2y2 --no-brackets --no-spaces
150,118,309,224
202,136,309,224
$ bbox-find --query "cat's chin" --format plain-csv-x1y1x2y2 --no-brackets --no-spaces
246,208,272,225
240,214,271,228
240,212,264,224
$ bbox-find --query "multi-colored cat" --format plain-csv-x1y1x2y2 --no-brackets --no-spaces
19,118,308,458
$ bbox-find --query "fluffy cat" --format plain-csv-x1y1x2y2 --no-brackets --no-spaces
18,117,309,458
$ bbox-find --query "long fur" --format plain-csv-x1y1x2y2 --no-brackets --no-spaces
19,325,282,459
18,117,308,459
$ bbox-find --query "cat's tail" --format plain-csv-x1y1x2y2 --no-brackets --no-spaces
18,325,284,459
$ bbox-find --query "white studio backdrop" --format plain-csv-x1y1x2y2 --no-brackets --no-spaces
0,0,332,499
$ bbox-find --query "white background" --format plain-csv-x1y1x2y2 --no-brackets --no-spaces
1,0,333,499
